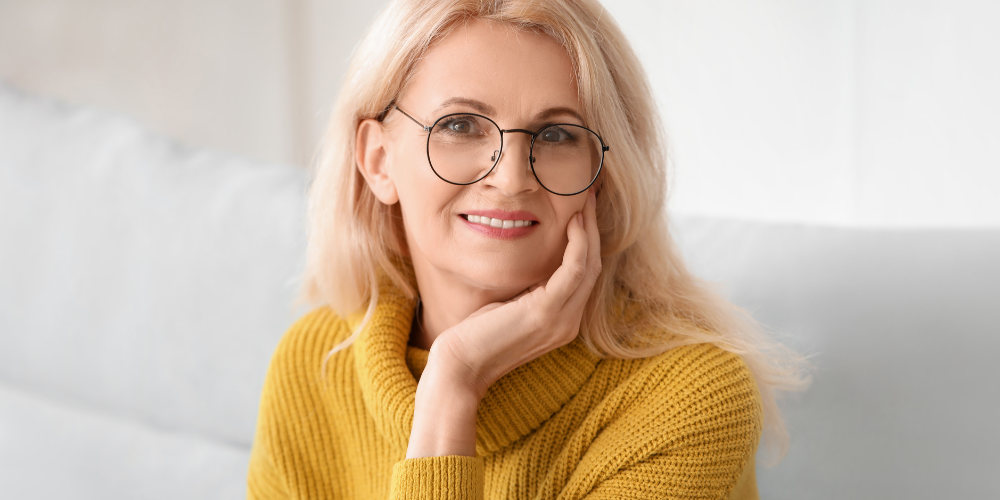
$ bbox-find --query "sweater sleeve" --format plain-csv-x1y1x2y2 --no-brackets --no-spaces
578,344,764,500
388,455,485,500
581,447,759,500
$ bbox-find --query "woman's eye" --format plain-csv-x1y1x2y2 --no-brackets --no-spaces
541,128,570,142
447,119,475,133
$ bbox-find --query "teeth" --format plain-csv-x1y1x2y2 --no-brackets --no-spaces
466,214,534,228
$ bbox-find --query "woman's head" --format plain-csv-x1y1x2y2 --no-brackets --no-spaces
303,0,810,466
304,0,662,311
355,17,605,298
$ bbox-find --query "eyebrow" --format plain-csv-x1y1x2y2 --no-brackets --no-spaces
433,97,585,124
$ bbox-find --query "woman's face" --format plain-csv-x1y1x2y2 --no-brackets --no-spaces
372,19,592,295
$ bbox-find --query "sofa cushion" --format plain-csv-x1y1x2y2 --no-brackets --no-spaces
0,381,249,499
0,82,308,450
673,217,1000,499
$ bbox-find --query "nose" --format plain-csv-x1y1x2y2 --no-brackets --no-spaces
484,132,538,196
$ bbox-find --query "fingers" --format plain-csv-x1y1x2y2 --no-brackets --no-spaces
565,189,602,311
543,189,601,310
513,281,546,301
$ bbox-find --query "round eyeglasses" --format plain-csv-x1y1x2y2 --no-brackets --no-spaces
378,104,609,196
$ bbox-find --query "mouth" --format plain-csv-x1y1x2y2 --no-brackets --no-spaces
459,213,539,229
457,211,540,240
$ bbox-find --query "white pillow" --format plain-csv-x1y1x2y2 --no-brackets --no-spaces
0,81,309,447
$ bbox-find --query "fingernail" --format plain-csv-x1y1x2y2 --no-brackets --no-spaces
576,213,584,226
589,190,596,203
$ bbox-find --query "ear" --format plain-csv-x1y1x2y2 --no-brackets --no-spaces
356,118,399,205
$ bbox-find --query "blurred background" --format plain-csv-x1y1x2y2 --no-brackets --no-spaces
2,0,997,227
2,1,999,499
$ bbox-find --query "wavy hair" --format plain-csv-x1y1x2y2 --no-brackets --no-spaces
300,0,812,466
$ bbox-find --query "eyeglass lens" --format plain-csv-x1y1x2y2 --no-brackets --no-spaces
427,113,603,195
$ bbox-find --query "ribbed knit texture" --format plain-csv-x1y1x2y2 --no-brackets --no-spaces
247,260,763,499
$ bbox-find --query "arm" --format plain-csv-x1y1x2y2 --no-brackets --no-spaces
405,345,482,459
578,346,764,500
582,449,759,500
246,349,293,500
247,415,292,500
246,308,345,500
386,344,486,500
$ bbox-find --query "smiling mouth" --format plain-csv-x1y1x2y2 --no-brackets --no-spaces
460,214,539,228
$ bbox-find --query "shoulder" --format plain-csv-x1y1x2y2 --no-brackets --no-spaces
255,307,358,421
644,343,762,429
603,342,763,451
267,306,356,377
645,342,761,410
578,343,762,496
249,307,355,497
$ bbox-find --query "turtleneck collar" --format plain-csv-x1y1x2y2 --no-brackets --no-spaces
348,256,602,457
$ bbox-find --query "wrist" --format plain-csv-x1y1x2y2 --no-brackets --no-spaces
407,353,482,459
427,336,492,400
416,350,483,403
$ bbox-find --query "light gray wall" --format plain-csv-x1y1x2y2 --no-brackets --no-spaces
0,0,388,167
606,0,1000,227
2,0,997,227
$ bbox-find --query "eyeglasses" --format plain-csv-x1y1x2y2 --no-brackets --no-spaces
377,104,609,196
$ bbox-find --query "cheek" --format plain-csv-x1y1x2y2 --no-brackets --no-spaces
394,166,463,240
550,199,586,232
387,136,424,185
389,143,437,208
535,199,586,264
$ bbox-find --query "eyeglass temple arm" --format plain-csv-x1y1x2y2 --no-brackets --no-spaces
380,103,431,132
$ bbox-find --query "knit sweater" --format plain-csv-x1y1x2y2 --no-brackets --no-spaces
247,262,763,499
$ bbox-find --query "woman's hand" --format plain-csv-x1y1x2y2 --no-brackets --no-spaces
435,188,603,399
406,189,601,459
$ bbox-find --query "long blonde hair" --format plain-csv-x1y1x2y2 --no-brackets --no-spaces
301,0,811,466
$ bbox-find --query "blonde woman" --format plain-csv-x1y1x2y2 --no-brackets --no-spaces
247,0,811,498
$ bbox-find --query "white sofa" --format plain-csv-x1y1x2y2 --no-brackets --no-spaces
1,81,997,499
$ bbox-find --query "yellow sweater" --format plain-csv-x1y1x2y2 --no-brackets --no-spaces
247,263,763,499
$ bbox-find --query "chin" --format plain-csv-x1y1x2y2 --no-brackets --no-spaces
452,261,547,291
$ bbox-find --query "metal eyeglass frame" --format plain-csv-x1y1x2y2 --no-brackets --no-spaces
376,103,609,196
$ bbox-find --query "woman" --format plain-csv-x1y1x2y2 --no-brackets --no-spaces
248,0,810,498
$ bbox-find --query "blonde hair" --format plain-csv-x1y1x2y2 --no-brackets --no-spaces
301,0,812,466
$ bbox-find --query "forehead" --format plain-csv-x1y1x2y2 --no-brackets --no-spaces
401,18,580,119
